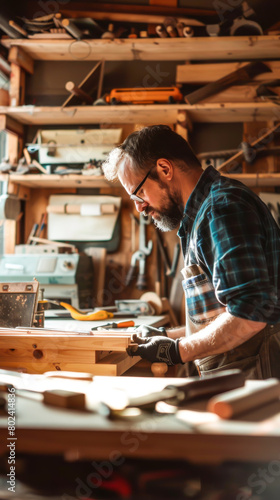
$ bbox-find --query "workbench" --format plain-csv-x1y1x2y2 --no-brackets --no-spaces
0,376,280,498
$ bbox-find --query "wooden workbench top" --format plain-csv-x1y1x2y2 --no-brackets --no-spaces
0,377,280,464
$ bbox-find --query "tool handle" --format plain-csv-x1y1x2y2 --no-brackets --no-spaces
125,265,137,286
136,273,147,290
117,320,135,328
207,379,280,419
165,369,245,402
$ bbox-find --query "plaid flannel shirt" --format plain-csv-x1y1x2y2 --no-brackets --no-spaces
178,165,280,324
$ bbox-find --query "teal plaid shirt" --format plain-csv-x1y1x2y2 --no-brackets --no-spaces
178,166,280,324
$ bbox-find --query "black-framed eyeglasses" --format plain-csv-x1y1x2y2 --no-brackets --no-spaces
130,168,153,203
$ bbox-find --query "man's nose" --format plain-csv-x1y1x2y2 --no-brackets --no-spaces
134,200,148,213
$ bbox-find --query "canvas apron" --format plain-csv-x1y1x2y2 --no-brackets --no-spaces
181,263,280,380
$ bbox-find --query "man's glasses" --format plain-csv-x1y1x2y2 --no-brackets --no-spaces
130,168,153,203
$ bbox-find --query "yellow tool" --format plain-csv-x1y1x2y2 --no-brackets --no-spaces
45,300,114,321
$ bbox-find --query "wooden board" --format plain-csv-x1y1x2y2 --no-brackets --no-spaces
0,356,140,375
1,102,280,126
0,329,138,375
8,46,34,74
2,36,280,61
0,174,115,189
0,333,133,351
176,61,280,84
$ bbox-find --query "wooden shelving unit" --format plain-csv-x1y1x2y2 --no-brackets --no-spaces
2,35,280,61
1,102,279,125
2,172,280,189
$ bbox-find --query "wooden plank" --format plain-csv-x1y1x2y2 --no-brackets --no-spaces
7,131,23,166
0,54,11,76
59,3,213,22
1,102,280,126
1,174,115,189
0,334,133,351
176,61,280,84
8,46,34,74
95,352,140,376
0,359,138,375
0,348,97,363
3,220,16,254
2,36,280,62
0,114,23,136
4,172,280,188
9,63,25,106
197,85,258,103
0,361,99,374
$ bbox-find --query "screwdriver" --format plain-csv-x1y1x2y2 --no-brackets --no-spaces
92,320,135,331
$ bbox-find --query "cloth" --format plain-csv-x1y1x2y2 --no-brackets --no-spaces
178,165,280,379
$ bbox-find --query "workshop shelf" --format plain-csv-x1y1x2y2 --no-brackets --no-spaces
1,102,280,125
2,172,280,189
2,35,280,61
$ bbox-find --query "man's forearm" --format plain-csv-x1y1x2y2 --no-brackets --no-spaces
178,312,266,363
167,326,186,340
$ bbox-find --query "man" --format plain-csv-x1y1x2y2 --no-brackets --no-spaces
103,125,280,379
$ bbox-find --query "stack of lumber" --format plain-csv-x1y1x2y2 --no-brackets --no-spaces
0,327,139,376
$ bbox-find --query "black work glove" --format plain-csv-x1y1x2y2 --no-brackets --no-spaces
135,325,167,338
127,335,183,366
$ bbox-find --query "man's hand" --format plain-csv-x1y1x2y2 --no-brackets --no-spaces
135,325,167,338
127,335,183,366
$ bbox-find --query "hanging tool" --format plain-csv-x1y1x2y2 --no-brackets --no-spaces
155,229,180,278
217,122,280,172
125,214,153,290
46,300,114,321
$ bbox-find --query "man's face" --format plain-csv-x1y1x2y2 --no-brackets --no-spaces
118,157,184,232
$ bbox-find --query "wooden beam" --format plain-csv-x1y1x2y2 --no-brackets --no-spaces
59,2,215,20
7,133,23,165
8,46,34,74
2,37,280,62
176,61,280,84
9,63,25,106
0,54,11,76
3,220,17,254
0,114,24,136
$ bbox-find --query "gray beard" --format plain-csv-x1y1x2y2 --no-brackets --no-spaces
149,187,184,232
152,213,180,232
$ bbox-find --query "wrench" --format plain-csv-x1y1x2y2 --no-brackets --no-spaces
125,214,153,290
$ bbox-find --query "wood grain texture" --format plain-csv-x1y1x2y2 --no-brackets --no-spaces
2,36,280,61
177,61,280,84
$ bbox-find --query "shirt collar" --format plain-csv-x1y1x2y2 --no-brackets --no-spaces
178,165,220,236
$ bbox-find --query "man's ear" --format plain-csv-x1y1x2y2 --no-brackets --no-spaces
156,158,174,181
